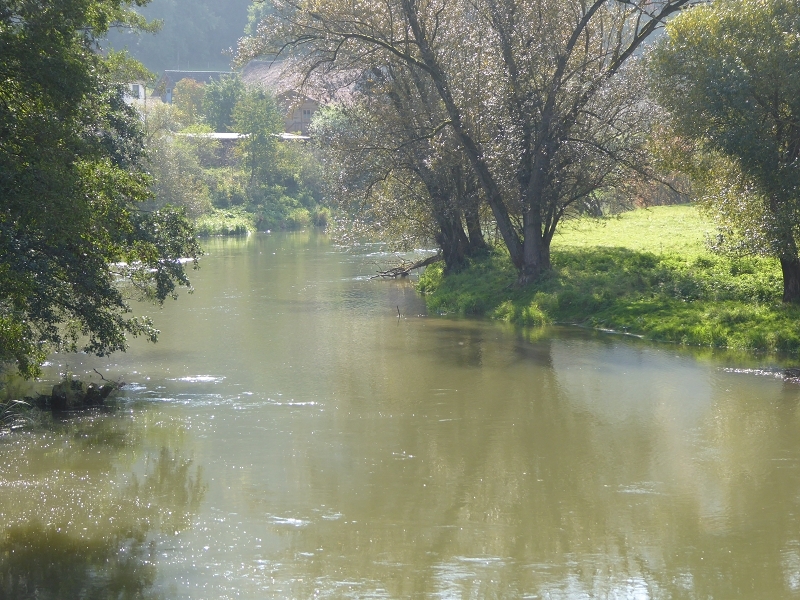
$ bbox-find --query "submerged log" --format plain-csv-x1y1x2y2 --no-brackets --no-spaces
49,379,119,411
371,253,443,279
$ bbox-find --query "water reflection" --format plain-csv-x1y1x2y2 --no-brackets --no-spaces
16,233,800,598
0,412,206,599
0,524,158,600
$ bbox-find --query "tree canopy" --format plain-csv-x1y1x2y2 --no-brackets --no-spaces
241,0,693,284
0,0,201,377
650,0,800,302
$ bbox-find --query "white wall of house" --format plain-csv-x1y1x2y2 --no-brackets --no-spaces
283,97,319,134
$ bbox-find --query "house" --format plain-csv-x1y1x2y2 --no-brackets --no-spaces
277,90,319,135
124,81,148,105
241,61,320,135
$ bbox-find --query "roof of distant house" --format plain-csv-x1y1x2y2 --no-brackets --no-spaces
178,132,249,140
241,60,292,91
175,132,311,141
239,60,358,104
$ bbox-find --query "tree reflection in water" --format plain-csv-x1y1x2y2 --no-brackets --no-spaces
0,525,158,600
0,413,205,599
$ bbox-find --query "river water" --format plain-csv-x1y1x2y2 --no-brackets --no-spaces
2,232,800,599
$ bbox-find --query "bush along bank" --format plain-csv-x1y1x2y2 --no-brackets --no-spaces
417,206,800,354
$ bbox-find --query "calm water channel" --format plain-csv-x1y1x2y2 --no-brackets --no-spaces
3,232,800,599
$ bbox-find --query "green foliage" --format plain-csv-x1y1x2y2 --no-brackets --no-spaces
172,78,206,127
146,132,215,218
232,88,283,183
244,0,275,37
418,206,800,354
203,74,245,132
139,90,326,235
103,48,154,84
206,167,248,208
194,208,256,236
649,0,800,272
0,0,201,377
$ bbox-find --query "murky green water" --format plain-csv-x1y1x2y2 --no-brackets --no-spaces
3,232,800,599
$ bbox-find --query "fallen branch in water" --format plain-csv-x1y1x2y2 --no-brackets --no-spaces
371,253,442,279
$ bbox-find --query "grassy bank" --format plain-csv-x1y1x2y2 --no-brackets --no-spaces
194,206,331,237
194,208,256,237
418,205,800,353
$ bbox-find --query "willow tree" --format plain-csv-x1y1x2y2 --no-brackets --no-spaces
309,60,487,272
241,0,692,284
650,0,800,303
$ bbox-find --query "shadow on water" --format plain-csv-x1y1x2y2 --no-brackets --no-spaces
0,411,206,600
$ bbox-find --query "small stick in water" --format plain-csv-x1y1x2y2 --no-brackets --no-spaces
397,305,401,318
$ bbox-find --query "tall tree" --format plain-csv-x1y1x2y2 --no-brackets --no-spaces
650,0,800,303
241,0,691,284
232,87,284,185
312,63,487,272
0,0,201,377
172,77,206,126
203,74,245,132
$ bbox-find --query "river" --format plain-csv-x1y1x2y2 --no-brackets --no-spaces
2,232,800,599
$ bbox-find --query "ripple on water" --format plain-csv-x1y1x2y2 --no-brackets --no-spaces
722,367,800,384
269,516,309,527
169,375,225,384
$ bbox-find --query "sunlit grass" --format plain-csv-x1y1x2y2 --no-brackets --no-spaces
418,205,800,354
194,208,256,237
554,204,712,255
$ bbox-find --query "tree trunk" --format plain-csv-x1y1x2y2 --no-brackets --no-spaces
436,215,471,273
402,0,524,269
463,200,487,254
516,209,551,286
781,255,800,303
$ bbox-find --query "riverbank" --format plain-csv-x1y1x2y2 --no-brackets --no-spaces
194,206,330,237
417,205,800,354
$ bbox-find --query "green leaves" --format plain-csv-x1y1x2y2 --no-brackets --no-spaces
650,0,800,299
0,0,200,377
232,88,283,183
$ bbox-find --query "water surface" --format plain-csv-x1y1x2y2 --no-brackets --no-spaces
3,232,800,599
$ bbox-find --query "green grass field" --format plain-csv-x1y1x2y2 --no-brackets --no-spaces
418,205,800,354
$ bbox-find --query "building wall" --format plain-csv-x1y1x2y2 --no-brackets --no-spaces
284,98,319,134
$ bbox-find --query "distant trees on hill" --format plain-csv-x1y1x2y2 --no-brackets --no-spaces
105,0,252,73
